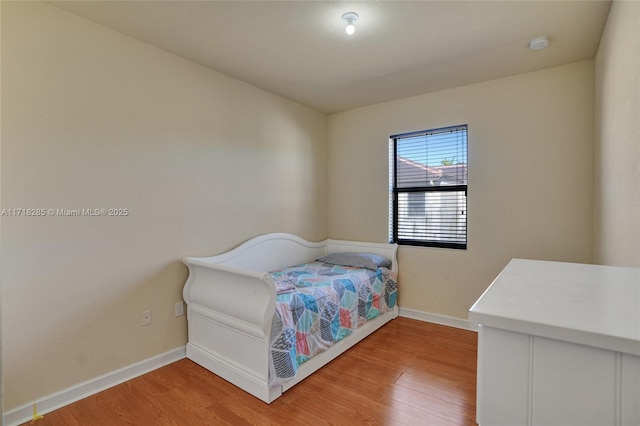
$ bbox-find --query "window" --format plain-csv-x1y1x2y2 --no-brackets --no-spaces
390,125,468,249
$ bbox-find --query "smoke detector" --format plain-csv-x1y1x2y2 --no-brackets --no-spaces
529,36,550,50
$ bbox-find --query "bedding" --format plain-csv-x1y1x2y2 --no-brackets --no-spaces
268,260,398,385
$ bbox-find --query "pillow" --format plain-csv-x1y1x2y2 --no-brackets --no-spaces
316,252,391,271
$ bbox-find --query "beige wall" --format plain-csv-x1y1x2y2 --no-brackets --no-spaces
594,0,640,267
328,61,594,319
1,1,327,410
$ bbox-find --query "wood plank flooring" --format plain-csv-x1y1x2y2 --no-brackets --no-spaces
24,317,477,426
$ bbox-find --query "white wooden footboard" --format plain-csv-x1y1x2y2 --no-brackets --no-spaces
183,233,398,403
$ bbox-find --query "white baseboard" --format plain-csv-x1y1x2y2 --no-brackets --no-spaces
399,307,478,332
3,346,186,426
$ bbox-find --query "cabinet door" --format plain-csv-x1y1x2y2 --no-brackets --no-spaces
622,354,640,425
532,337,616,426
477,326,530,425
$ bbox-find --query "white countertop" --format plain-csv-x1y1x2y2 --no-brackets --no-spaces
469,259,640,355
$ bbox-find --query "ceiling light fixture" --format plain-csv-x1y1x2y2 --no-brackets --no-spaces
342,12,359,35
529,36,549,50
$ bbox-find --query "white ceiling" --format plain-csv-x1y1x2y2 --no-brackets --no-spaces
50,1,611,114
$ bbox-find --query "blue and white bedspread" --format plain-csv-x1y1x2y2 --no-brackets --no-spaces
268,261,398,386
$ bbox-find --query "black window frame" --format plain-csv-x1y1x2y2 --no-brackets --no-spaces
390,124,468,250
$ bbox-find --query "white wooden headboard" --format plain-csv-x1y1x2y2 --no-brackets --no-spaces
185,233,398,273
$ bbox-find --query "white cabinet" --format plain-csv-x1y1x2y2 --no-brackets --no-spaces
470,259,640,426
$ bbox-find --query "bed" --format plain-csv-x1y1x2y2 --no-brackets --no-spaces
182,233,399,403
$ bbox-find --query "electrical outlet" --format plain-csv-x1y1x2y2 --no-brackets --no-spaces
142,310,152,326
175,302,184,317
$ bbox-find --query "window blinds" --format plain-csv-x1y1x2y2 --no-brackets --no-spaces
390,125,468,249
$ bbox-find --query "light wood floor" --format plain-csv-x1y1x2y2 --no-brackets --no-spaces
25,317,477,426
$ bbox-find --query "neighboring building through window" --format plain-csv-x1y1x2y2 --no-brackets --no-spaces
390,125,468,249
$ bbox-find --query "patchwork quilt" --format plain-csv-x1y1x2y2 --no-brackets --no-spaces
268,261,398,386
